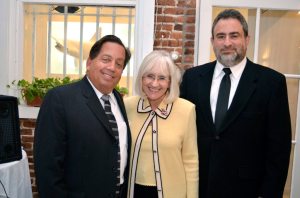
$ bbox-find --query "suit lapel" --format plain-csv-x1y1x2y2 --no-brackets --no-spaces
197,63,216,129
81,77,115,138
218,60,258,134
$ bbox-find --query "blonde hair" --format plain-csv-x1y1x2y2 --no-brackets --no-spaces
135,50,182,103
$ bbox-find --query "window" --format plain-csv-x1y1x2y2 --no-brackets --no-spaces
24,4,135,92
6,0,154,96
23,3,135,94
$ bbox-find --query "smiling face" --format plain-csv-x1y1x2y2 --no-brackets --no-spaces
86,42,125,94
211,18,250,67
142,65,170,109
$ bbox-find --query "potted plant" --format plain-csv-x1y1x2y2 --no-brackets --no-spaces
7,76,78,106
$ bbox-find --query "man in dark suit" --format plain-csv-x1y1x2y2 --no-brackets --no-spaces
180,9,291,198
34,35,131,198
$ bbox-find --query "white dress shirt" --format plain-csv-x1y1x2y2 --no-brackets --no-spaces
87,77,128,184
210,58,247,122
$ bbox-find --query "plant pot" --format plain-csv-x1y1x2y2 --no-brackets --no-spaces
26,97,43,107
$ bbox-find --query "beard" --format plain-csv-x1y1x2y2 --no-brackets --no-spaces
215,47,246,67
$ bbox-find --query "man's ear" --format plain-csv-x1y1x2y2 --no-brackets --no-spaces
86,57,91,70
245,35,250,46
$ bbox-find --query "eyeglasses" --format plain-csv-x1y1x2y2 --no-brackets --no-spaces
143,74,170,83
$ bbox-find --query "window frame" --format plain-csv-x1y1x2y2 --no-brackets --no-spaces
8,0,154,94
1,0,153,118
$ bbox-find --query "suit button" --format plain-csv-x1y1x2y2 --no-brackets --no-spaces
215,135,220,140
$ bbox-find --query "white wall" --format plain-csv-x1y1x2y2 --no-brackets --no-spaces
0,1,11,95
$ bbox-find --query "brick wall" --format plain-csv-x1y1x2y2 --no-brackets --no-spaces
20,119,38,198
20,0,197,197
154,0,196,69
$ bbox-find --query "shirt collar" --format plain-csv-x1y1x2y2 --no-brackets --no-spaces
137,98,172,119
215,57,247,79
86,76,116,105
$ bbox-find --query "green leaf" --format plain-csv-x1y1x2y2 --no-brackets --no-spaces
7,76,81,103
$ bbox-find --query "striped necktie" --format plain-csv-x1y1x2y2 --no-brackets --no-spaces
101,95,121,197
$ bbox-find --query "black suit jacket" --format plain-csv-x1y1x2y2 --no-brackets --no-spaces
34,76,131,198
180,59,291,198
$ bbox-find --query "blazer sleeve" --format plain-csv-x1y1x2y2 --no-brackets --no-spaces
260,74,292,197
34,89,68,198
182,104,199,198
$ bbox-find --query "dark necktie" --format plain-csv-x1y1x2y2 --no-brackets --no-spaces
101,95,121,197
215,68,232,132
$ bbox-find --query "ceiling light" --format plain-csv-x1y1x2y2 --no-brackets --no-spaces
54,6,80,14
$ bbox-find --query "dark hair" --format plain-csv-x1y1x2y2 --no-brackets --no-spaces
211,9,248,38
89,35,131,68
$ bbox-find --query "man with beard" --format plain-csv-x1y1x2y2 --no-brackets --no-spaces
180,9,291,198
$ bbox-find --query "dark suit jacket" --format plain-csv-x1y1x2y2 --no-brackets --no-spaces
180,59,291,198
34,76,131,198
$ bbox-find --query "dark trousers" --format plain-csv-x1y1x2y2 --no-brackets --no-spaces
118,183,126,198
134,183,158,198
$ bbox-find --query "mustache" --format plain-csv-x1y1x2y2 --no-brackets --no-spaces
220,47,236,52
